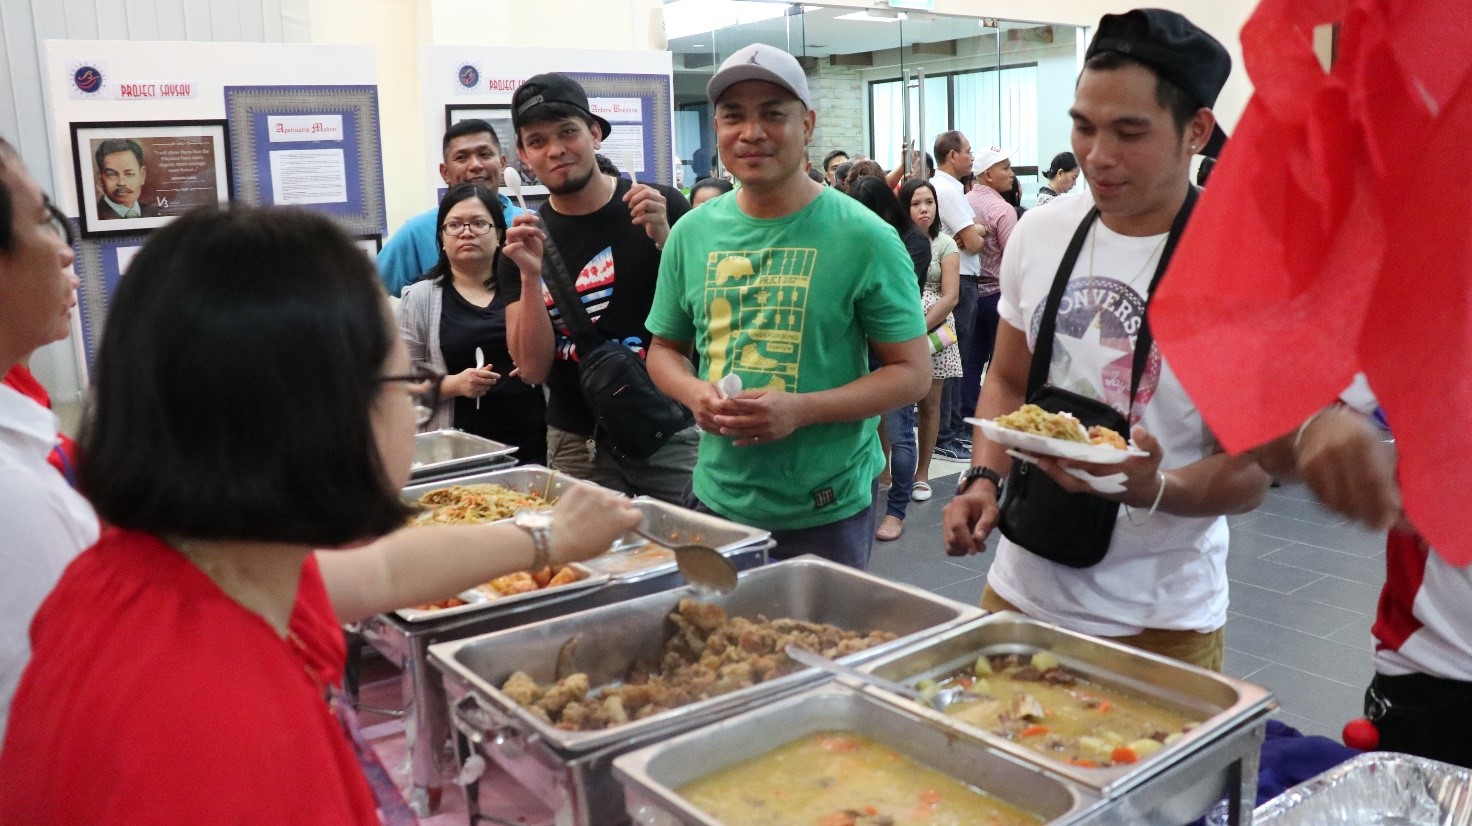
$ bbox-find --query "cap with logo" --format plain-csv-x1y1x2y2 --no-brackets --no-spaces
706,44,812,108
971,146,1012,175
1085,8,1232,157
511,73,613,138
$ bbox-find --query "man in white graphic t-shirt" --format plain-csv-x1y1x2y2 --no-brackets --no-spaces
942,9,1271,672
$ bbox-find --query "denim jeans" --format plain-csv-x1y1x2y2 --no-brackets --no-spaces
941,276,980,446
882,404,917,520
966,291,1001,416
688,482,879,570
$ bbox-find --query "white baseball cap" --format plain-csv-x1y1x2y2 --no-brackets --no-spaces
972,146,1012,175
707,44,812,109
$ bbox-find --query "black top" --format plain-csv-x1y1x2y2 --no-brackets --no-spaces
496,176,692,436
901,224,931,293
439,283,547,465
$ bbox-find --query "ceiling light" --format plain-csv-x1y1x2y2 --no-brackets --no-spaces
834,10,901,23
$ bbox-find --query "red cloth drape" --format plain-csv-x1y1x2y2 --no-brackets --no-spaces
1150,0,1472,564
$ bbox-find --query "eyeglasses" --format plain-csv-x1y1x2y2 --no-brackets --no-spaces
377,367,443,426
441,219,494,236
43,199,75,248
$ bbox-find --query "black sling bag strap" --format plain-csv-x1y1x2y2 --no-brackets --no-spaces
535,217,692,462
998,186,1199,567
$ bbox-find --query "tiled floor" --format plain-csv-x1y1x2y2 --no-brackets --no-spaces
878,463,1386,741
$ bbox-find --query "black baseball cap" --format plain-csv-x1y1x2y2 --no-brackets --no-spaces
511,73,612,138
1085,9,1232,157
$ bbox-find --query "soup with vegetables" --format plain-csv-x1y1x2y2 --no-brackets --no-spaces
676,730,1042,826
926,651,1199,768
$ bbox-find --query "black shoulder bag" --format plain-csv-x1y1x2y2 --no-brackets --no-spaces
538,225,693,462
997,187,1198,568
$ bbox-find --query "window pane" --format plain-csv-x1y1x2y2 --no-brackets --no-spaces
869,79,903,165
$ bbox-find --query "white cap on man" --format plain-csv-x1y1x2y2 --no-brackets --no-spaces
706,44,812,108
972,146,1012,175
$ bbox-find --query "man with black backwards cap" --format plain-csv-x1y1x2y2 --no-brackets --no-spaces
645,45,930,569
377,118,525,297
942,10,1271,670
497,73,697,502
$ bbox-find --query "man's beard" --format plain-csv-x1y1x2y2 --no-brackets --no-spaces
544,163,596,196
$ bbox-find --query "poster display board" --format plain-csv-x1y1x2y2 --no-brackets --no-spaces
41,40,378,385
224,85,387,235
420,47,674,210
72,227,146,366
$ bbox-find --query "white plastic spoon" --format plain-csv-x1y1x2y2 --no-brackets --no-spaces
474,347,485,410
504,167,528,212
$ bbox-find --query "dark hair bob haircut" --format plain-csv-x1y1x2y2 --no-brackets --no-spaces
78,205,414,545
427,182,507,288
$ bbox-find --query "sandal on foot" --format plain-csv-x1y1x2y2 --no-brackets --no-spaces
911,481,933,502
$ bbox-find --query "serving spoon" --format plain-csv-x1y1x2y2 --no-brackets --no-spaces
784,645,965,712
631,526,738,596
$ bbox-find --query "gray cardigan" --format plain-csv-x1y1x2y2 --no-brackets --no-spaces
398,278,456,432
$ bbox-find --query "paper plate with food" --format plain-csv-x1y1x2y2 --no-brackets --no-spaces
968,405,1149,465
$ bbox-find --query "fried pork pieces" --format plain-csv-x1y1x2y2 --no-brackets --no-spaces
501,599,898,731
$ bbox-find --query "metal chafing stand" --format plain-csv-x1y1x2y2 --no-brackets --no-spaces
432,557,984,825
360,466,771,815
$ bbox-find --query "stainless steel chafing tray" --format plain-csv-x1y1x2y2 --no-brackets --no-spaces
430,557,981,826
1254,751,1472,824
613,683,1122,826
410,429,518,480
430,556,983,754
860,612,1276,825
582,497,771,582
400,464,597,514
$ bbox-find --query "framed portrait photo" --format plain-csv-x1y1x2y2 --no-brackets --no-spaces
71,120,232,238
444,103,546,197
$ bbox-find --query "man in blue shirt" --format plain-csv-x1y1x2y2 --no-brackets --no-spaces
376,119,524,297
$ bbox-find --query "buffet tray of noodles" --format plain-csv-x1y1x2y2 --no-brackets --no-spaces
409,429,518,482
400,464,599,526
394,563,609,623
613,683,1124,826
429,556,983,754
858,612,1276,824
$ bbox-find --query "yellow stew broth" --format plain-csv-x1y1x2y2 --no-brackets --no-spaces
676,730,1041,826
935,652,1198,768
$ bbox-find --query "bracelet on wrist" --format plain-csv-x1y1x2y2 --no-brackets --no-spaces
1125,470,1167,525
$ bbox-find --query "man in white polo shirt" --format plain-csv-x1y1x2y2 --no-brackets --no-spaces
929,130,984,461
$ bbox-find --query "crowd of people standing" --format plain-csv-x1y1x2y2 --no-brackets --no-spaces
1,5,1467,821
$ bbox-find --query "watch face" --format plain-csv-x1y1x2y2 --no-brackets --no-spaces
516,509,553,529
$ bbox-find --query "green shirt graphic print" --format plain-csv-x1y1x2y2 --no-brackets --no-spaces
648,187,927,530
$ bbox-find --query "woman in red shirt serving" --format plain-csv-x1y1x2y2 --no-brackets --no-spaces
0,206,641,824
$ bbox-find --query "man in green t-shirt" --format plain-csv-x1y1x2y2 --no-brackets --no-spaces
646,44,930,568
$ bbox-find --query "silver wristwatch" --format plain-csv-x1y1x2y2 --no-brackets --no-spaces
513,509,554,569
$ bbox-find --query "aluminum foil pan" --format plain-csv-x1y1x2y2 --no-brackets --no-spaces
1254,751,1472,825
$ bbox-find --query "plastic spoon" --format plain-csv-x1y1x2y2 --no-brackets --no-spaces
474,347,485,410
716,373,742,399
631,526,738,596
784,645,965,712
504,167,528,212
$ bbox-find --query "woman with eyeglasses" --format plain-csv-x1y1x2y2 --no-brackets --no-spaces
400,182,547,464
0,141,97,750
0,204,641,822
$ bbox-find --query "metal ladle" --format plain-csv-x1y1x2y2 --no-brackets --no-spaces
784,645,965,711
632,527,738,596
